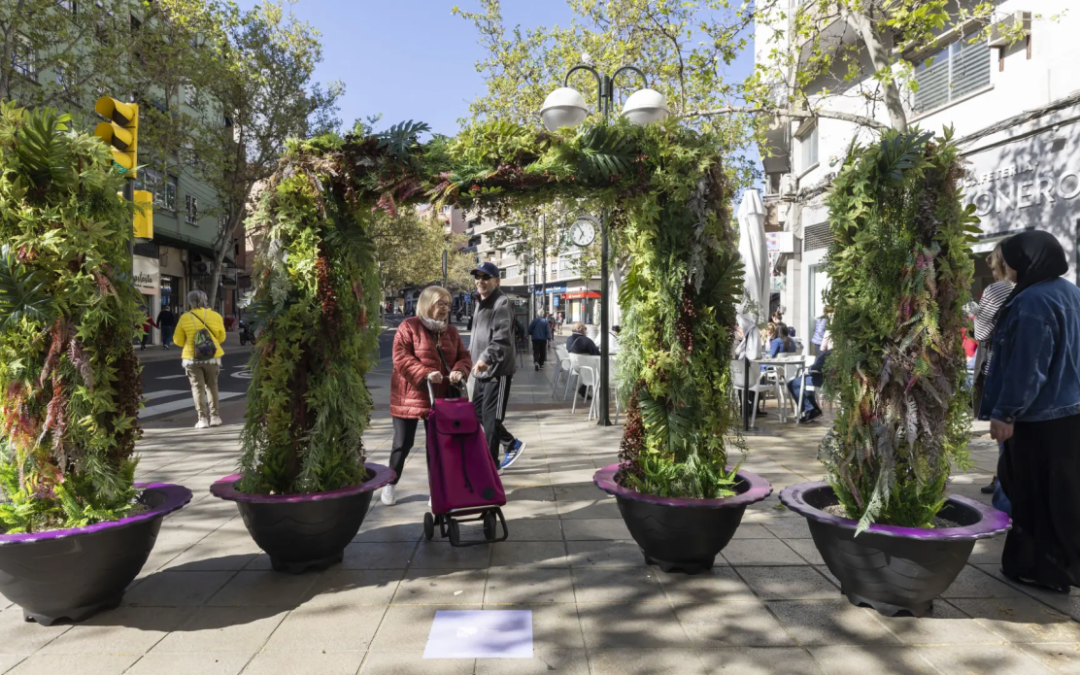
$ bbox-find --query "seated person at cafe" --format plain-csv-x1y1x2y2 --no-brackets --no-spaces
756,322,798,415
567,322,600,399
788,334,832,423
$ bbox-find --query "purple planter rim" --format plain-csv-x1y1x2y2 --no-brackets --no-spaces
779,481,1012,540
0,482,193,546
593,463,773,508
210,462,395,504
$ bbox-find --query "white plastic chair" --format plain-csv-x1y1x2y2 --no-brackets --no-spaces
573,365,597,417
552,345,572,398
731,359,772,428
563,353,582,400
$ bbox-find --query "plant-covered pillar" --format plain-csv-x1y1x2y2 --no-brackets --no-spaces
238,135,383,495
821,128,975,531
613,130,745,499
0,104,144,532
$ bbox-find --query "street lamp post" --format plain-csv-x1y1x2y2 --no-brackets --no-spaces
540,64,669,426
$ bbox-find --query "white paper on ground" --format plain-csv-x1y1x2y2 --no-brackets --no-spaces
423,609,533,659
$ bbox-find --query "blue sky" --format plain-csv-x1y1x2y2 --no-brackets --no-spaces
238,1,758,139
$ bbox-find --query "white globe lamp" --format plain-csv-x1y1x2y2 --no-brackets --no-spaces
621,88,669,126
540,87,589,131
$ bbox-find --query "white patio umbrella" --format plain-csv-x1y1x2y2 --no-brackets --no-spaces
736,189,768,430
737,188,769,323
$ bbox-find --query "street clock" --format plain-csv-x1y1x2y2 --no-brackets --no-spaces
569,217,597,247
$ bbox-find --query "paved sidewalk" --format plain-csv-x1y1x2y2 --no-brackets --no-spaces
1,363,1076,674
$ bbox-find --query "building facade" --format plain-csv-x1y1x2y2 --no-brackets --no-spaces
755,0,1080,343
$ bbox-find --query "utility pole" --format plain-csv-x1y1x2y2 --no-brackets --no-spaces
541,214,547,316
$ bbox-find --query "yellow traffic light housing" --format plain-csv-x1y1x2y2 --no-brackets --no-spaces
133,190,153,239
94,97,138,178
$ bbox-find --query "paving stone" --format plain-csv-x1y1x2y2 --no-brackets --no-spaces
485,568,576,604
697,647,824,674
393,569,488,604
571,567,664,603
499,499,561,520
577,603,693,649
243,651,364,675
124,652,251,675
762,518,812,539
941,565,1027,599
673,602,797,647
917,644,1055,674
808,645,938,674
342,542,419,569
0,607,72,654
301,569,403,606
352,521,425,543
736,566,839,600
485,603,586,654
565,541,644,567
502,518,564,542
148,606,287,654
721,539,806,566
411,541,493,570
359,651,474,674
730,524,776,539
39,607,195,655
554,499,621,520
950,597,1080,643
784,538,826,565
969,536,1008,564
207,571,316,607
656,567,758,604
262,604,386,652
368,605,483,652
588,649,708,675
491,541,568,567
5,654,139,675
1017,643,1080,673
766,600,903,646
474,650,590,675
559,519,633,541
122,570,236,607
873,599,1005,645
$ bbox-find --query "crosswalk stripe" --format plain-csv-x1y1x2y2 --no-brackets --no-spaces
139,391,245,419
156,374,188,380
142,389,189,402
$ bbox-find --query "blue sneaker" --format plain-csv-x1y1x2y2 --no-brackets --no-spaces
500,440,526,471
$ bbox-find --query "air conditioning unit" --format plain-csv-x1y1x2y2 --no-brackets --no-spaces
774,231,797,254
779,173,797,200
192,261,212,274
988,11,1032,48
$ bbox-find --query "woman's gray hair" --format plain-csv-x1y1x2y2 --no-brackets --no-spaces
187,290,209,309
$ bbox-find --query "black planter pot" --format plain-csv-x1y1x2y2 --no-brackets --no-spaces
210,463,394,574
593,464,772,574
0,482,192,626
780,481,1011,617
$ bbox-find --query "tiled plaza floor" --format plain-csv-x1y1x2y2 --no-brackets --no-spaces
3,349,1078,674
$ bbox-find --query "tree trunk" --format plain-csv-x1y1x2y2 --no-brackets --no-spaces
843,4,908,132
206,211,242,314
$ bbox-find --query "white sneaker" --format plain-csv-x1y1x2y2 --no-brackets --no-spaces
381,484,397,506
209,415,223,427
194,418,209,429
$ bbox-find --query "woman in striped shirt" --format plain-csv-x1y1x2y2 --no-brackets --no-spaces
972,243,1014,504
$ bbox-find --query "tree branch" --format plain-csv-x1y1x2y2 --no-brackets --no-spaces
679,105,888,130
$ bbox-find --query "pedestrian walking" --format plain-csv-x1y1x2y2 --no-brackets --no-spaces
469,262,526,471
383,286,471,506
528,311,552,371
157,304,176,350
172,290,226,429
971,243,1015,504
140,310,158,350
982,231,1080,594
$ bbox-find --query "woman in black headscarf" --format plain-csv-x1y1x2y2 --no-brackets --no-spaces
980,230,1080,593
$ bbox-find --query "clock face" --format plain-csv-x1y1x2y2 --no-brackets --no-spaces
570,220,596,247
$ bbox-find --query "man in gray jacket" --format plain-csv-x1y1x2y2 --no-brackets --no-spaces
469,262,526,470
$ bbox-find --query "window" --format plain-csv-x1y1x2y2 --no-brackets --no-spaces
57,0,77,16
139,170,177,211
797,123,818,173
914,37,990,114
185,195,198,225
12,35,35,78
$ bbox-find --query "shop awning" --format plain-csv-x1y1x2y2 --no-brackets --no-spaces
152,230,236,265
564,291,600,300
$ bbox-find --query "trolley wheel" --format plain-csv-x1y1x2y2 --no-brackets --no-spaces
447,519,461,546
423,512,435,540
483,511,497,541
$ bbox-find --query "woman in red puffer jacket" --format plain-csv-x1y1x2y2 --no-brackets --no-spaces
382,286,472,506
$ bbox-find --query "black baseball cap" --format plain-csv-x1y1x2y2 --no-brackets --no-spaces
472,262,499,278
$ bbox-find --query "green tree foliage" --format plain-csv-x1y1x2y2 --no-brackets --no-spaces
0,103,144,532
370,207,472,297
821,127,976,532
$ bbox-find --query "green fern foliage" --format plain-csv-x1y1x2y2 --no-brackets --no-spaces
0,102,144,533
821,127,975,532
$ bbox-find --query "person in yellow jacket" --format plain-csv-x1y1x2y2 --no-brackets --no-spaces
172,290,227,429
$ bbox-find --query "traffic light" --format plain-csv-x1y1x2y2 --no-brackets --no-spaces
94,97,138,178
133,190,153,238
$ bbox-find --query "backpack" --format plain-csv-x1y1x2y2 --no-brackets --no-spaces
190,310,217,359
